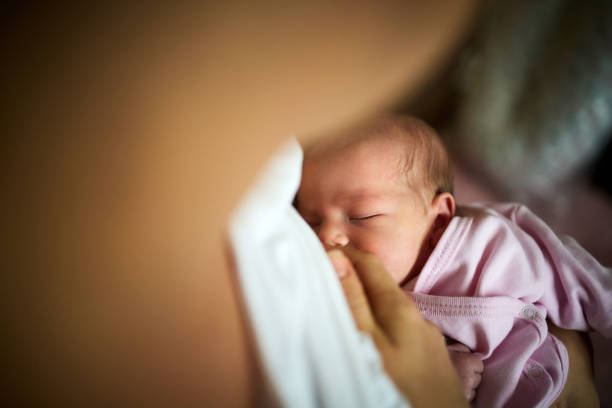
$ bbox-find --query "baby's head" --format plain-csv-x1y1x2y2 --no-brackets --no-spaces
296,115,455,284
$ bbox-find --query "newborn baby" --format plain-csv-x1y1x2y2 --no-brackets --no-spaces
296,116,481,400
296,115,612,407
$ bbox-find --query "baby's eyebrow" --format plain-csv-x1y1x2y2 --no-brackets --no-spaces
335,190,390,203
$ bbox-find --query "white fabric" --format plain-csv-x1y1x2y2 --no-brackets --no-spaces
229,139,408,408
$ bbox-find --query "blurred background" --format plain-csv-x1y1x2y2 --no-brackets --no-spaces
395,0,612,404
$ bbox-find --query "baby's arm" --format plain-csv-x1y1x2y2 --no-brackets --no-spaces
447,342,484,402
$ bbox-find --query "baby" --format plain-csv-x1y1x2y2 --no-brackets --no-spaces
295,115,612,407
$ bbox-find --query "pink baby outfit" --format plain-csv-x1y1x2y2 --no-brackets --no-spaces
403,202,612,407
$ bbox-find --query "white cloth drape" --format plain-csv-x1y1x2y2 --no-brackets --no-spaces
229,139,408,407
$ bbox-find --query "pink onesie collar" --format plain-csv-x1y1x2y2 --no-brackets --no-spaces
410,215,472,294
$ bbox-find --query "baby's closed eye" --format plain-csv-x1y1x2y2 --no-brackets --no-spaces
349,214,382,224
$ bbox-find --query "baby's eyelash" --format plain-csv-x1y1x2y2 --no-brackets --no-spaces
349,214,380,221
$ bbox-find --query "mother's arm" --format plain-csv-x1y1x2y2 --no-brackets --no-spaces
549,323,599,407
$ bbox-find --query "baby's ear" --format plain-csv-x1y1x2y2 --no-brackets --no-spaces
432,192,455,220
429,193,455,246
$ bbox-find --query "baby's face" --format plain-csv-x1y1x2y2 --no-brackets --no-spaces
297,141,435,283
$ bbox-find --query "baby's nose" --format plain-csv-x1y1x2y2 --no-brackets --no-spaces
318,221,349,247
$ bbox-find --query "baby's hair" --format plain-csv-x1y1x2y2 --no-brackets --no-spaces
307,115,453,203
375,115,453,199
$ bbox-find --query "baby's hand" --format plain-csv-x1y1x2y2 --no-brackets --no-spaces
447,343,484,402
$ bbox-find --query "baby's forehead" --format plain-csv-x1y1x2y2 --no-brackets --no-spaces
306,136,409,176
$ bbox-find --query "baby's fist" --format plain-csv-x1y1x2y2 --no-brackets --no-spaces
447,343,484,401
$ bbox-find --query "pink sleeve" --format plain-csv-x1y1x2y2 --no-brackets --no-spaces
489,203,612,337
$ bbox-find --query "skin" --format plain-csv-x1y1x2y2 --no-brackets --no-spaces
297,136,489,399
297,138,455,284
447,343,485,401
549,322,600,407
328,247,469,407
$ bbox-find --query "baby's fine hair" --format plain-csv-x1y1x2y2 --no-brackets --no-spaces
310,115,454,201
367,115,453,198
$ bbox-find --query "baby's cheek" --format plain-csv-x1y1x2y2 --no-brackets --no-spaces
349,235,384,260
362,244,402,281
380,246,417,283
349,232,408,281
